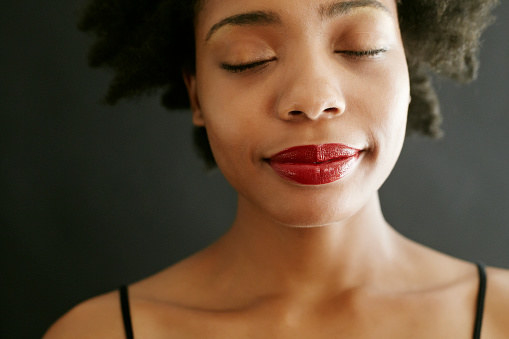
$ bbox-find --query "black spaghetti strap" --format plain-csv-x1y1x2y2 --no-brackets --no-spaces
119,285,134,339
473,262,487,339
116,266,487,339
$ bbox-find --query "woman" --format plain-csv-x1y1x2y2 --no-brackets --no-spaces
45,0,509,337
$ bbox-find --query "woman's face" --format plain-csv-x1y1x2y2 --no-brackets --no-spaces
187,0,410,226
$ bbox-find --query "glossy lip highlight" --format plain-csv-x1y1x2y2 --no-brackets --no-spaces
267,143,361,185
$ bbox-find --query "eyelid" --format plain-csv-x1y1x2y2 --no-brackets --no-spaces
335,48,388,58
220,47,387,73
221,57,277,73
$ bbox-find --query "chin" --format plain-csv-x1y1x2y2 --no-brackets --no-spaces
265,192,365,228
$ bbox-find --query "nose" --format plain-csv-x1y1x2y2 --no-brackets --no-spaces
276,55,345,121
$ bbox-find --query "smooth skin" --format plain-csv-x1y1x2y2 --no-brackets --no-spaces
45,0,509,337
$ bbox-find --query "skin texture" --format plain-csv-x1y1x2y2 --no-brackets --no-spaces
45,0,509,338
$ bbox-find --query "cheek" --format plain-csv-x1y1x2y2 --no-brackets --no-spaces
197,80,263,178
202,110,246,167
196,69,269,156
357,56,410,177
379,64,409,151
356,55,409,139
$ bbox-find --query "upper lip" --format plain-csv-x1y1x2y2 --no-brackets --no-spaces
268,144,361,164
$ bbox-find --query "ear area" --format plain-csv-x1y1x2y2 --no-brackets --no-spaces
183,72,205,127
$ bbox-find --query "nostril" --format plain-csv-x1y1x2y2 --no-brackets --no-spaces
282,107,341,120
323,107,340,114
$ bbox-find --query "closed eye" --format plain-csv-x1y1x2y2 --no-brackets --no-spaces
221,48,385,73
335,48,387,59
221,57,277,73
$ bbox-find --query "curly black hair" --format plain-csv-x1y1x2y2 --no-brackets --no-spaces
78,0,499,168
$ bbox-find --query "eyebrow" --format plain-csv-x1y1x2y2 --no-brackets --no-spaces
205,11,281,41
319,0,390,18
205,0,390,42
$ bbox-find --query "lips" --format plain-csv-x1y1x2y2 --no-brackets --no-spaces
268,144,361,185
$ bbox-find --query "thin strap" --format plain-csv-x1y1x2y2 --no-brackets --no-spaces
473,262,487,339
119,285,134,339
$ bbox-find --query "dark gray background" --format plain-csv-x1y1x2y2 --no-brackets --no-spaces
1,1,508,338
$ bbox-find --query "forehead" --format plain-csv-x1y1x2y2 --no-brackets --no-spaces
195,0,399,41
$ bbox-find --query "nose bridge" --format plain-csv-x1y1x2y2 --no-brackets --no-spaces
276,49,345,120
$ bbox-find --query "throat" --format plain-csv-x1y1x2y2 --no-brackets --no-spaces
214,194,397,294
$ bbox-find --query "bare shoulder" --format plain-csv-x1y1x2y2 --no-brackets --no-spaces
43,290,124,339
483,266,509,338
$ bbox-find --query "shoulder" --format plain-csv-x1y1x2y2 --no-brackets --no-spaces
483,266,509,338
43,290,125,339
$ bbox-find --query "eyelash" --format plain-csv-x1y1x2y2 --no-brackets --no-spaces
221,48,387,73
335,48,387,58
221,58,277,73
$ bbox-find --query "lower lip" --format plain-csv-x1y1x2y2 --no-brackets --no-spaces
269,154,360,185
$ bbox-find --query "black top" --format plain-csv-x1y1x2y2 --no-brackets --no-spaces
118,262,487,339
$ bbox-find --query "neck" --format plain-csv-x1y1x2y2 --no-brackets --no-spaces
212,193,400,296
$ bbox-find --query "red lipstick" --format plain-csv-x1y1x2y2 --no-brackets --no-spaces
268,144,361,185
